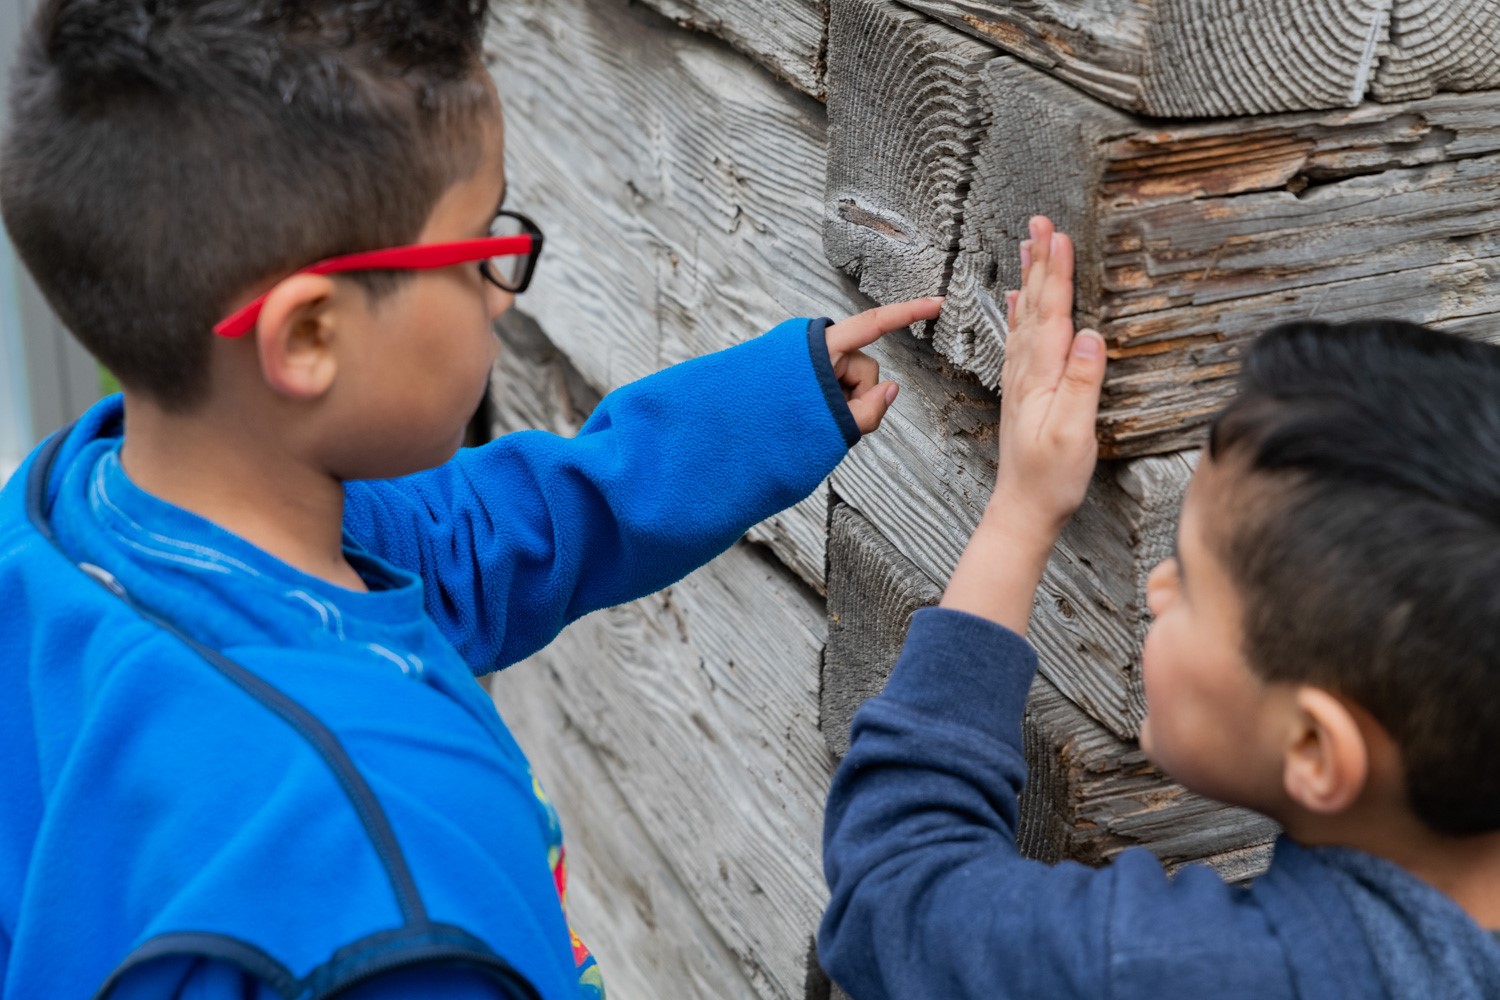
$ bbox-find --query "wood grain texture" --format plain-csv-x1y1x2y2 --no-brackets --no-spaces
491,546,834,1000
829,326,1192,739
892,0,1500,117
635,0,830,99
825,18,1500,455
489,664,769,1000
824,503,941,757
824,504,1276,875
487,0,873,590
824,0,1002,379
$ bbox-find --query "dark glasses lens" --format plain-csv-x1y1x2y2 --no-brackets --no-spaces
483,209,543,290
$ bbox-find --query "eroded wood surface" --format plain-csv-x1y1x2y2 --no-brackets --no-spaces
826,2,1500,455
635,0,830,99
490,664,770,1000
487,0,875,589
892,0,1500,117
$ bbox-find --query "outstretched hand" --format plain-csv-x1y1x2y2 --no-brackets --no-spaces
939,216,1106,634
994,216,1107,539
826,297,945,434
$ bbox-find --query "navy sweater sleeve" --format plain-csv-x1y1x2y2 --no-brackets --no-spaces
343,317,856,672
819,608,1297,1000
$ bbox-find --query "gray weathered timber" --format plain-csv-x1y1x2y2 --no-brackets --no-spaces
824,504,1276,877
493,548,833,1000
489,665,768,1000
635,0,829,99
824,0,1001,379
487,0,874,591
826,9,1500,455
487,308,833,1000
824,503,941,758
892,0,1500,117
829,326,1192,739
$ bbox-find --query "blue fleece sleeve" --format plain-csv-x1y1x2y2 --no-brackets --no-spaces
819,607,1295,1000
344,317,854,672
109,957,520,998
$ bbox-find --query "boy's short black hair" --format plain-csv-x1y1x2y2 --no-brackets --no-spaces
1,0,496,409
1209,319,1500,836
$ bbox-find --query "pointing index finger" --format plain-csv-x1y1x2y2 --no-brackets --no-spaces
826,297,945,354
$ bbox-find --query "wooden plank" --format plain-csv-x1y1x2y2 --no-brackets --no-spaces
635,0,829,99
823,0,999,378
892,0,1500,117
488,663,769,1000
824,11,1500,455
487,0,871,589
486,538,834,1000
487,309,830,593
824,503,941,758
825,504,1276,877
829,326,1192,739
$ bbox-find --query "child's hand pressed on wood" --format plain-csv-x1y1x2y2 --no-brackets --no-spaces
826,297,945,434
993,216,1107,538
939,216,1107,634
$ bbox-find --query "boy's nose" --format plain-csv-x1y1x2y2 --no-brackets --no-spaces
1144,558,1175,615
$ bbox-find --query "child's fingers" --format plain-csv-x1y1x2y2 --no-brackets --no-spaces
1037,231,1075,323
846,381,900,435
1018,216,1054,323
838,351,881,397
826,297,945,355
1056,330,1107,428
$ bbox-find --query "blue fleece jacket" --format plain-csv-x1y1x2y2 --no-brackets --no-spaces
820,607,1500,999
0,318,857,1000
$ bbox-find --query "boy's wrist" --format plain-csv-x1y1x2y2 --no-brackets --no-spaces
980,487,1069,558
940,515,1055,634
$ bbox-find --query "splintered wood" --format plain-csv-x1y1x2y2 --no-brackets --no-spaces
826,0,1500,455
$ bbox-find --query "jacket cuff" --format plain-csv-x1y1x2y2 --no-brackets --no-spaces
880,606,1039,750
806,317,861,449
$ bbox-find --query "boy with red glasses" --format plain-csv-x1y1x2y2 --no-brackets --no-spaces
0,2,941,997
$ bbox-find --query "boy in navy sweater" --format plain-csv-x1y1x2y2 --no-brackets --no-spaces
0,1,941,997
820,217,1500,998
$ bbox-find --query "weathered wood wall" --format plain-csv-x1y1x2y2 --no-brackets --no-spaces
482,0,1499,996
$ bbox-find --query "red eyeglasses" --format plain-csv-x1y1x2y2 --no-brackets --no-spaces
213,209,545,338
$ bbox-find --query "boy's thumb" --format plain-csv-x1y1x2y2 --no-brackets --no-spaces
1062,330,1107,403
847,381,900,435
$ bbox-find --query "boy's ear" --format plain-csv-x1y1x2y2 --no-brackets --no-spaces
252,274,343,400
1282,686,1369,815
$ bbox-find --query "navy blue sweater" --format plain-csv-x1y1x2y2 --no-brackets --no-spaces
821,607,1500,999
1,318,856,999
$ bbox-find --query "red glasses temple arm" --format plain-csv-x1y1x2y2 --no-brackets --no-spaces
213,234,535,338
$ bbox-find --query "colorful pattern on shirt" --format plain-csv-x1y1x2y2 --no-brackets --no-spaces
533,772,605,998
